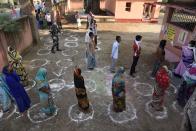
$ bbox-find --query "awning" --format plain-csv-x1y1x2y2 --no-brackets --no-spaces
156,2,196,14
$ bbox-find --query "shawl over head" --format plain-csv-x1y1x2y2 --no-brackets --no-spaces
35,68,47,82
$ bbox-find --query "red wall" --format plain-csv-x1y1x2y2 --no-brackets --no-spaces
0,16,33,71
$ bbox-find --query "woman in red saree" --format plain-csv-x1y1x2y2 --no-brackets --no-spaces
150,66,170,111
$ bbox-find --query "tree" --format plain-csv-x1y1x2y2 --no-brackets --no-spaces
19,0,40,45
85,0,100,14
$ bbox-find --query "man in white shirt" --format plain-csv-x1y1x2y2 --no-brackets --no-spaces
110,36,121,73
85,28,93,58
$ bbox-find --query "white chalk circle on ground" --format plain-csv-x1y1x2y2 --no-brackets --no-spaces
25,80,36,91
170,84,178,94
37,49,51,56
30,59,49,68
107,103,137,124
96,46,101,51
133,82,153,97
172,101,184,115
64,35,78,42
68,104,94,122
64,42,79,48
145,101,168,120
85,79,97,92
27,103,58,124
49,79,65,94
56,59,73,68
102,66,112,74
61,49,78,57
105,74,113,96
0,104,17,120
97,40,101,45
64,81,74,90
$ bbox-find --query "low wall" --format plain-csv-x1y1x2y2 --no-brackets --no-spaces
0,16,33,71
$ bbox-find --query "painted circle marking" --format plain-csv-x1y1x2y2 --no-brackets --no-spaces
49,79,65,94
27,103,58,124
68,104,94,122
85,79,97,92
30,59,49,68
0,104,17,120
133,82,153,97
61,50,78,57
108,103,137,124
172,101,184,115
56,59,73,68
145,101,168,120
64,36,78,42
37,49,51,56
24,79,36,91
64,42,78,48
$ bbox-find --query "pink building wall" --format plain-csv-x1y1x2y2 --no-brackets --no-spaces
105,0,159,22
115,1,144,20
100,0,106,9
0,16,33,71
159,7,196,63
105,0,116,14
69,1,83,10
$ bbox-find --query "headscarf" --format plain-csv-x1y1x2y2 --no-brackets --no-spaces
114,67,125,78
35,68,48,89
35,68,47,82
112,67,125,97
74,67,81,77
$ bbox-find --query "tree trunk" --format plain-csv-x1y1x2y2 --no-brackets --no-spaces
86,0,100,14
19,0,40,45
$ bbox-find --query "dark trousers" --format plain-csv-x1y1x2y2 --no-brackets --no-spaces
130,56,139,75
94,35,97,47
51,42,59,51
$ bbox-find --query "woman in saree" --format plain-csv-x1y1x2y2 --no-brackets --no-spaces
112,67,126,112
175,41,195,77
73,67,89,112
0,73,12,112
7,46,29,86
177,63,196,107
2,65,31,115
150,66,170,111
87,32,96,70
35,68,56,115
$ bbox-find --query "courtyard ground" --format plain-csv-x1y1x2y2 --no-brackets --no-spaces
0,20,184,131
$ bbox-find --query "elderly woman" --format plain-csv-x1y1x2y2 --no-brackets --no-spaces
73,67,89,111
150,66,170,111
112,67,126,112
0,73,12,112
35,68,56,115
7,46,29,86
2,65,31,114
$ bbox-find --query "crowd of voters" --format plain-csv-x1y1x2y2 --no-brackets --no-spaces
0,6,196,124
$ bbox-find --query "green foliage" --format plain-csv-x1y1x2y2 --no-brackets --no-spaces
0,13,11,25
0,13,21,33
3,21,21,33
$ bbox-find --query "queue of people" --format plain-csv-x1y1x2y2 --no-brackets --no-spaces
1,9,195,123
